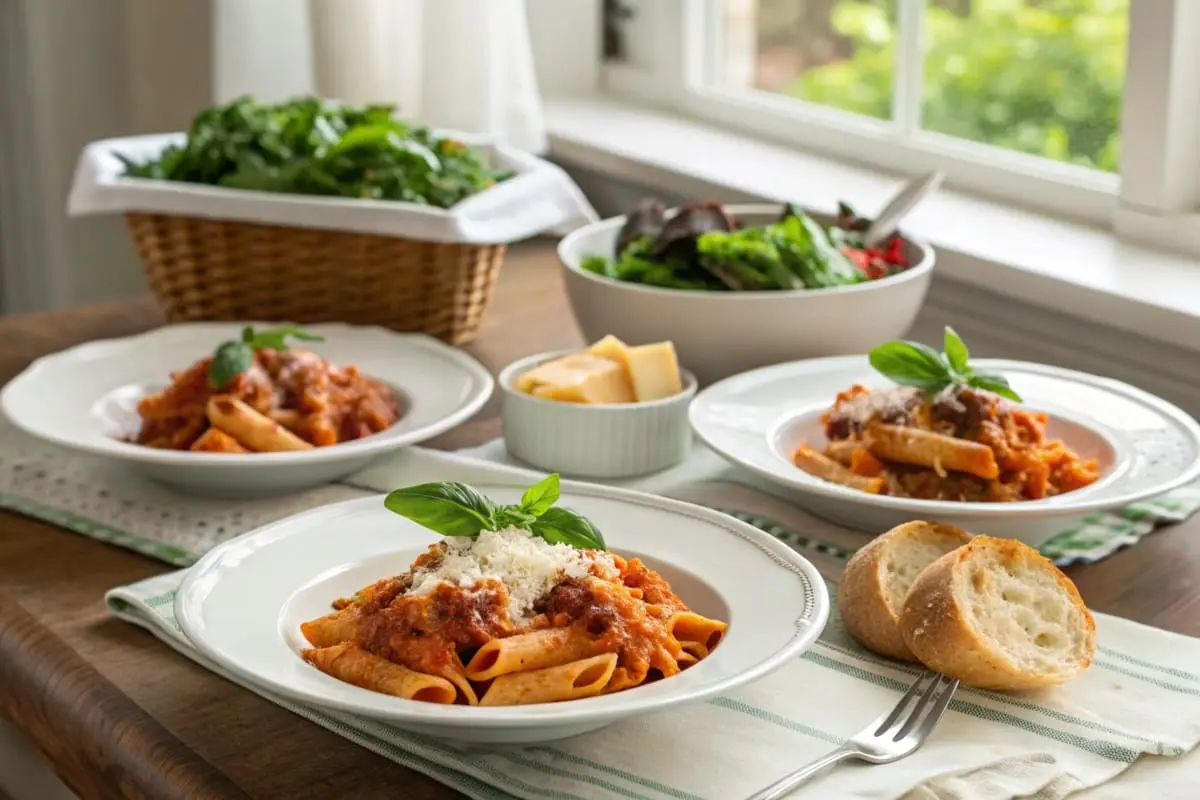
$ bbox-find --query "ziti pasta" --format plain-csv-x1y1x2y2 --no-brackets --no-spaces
298,475,728,706
793,329,1101,502
132,325,401,453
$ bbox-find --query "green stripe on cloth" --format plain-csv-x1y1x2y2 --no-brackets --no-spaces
0,491,199,567
802,650,1140,763
706,697,844,746
713,489,1200,567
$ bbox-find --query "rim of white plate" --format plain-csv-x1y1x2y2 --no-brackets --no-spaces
0,321,495,467
175,482,830,727
689,355,1200,519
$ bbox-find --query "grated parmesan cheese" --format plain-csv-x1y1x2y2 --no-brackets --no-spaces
407,526,616,624
838,386,921,427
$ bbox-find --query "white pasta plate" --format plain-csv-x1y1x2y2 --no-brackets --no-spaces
174,482,829,744
0,322,493,497
689,356,1200,547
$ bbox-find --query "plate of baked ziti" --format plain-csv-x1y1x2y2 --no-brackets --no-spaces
174,474,828,743
0,322,493,496
689,328,1200,545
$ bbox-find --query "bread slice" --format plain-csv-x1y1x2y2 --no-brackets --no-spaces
899,536,1096,691
838,521,972,661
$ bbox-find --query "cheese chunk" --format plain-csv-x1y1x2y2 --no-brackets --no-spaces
517,353,635,404
624,341,683,402
586,334,630,365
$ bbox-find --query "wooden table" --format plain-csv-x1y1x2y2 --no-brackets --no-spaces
1,240,1198,800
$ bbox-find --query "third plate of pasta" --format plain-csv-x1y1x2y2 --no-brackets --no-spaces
174,472,827,743
689,328,1200,546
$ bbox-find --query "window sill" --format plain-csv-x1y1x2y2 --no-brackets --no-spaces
543,96,1200,355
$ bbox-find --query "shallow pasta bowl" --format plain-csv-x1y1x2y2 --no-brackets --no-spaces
174,482,829,743
689,356,1200,547
0,322,494,497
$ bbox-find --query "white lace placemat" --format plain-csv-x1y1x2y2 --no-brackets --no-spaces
0,422,371,565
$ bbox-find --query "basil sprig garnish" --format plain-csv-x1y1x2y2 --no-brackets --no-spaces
383,474,607,551
868,326,1022,402
207,325,324,389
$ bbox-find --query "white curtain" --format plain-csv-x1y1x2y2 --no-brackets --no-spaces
213,0,548,154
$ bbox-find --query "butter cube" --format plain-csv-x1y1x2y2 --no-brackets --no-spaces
624,341,683,402
517,354,635,404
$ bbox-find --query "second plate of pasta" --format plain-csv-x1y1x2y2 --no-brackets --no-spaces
174,476,827,743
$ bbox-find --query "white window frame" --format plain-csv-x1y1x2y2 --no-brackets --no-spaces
600,0,1200,245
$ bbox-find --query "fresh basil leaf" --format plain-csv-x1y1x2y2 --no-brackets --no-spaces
519,474,561,517
240,325,256,344
965,372,1023,402
247,326,325,351
868,341,950,389
208,341,252,389
493,506,538,530
943,326,970,375
384,482,497,537
530,507,607,551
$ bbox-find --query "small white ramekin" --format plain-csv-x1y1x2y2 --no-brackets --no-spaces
499,350,698,479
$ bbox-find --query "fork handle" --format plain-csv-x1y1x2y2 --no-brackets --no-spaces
744,748,854,800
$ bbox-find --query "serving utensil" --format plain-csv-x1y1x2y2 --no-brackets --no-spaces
745,671,958,799
863,170,945,247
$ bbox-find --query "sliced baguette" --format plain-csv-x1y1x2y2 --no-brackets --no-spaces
899,536,1096,691
838,521,972,661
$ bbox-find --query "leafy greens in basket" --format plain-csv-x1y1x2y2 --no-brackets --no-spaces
581,199,913,291
384,474,607,551
117,96,513,209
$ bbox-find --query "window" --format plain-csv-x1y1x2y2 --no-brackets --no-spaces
603,0,1200,232
717,0,1126,172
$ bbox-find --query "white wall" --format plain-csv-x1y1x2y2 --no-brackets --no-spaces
212,0,312,103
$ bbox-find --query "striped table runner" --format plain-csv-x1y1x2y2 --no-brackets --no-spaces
100,446,1200,800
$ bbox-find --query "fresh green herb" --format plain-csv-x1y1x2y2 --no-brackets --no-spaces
868,327,1023,402
382,474,606,551
383,482,499,537
207,325,325,389
117,95,512,209
529,507,608,550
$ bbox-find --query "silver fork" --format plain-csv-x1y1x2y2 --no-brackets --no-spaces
745,671,959,800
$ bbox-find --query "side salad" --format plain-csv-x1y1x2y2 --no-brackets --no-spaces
581,198,913,292
117,95,512,209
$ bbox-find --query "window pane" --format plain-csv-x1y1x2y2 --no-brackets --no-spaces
718,0,896,120
921,0,1128,172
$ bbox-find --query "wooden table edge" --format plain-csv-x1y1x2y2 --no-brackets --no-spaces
0,591,250,800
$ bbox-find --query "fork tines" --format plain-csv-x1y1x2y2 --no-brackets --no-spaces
872,672,959,743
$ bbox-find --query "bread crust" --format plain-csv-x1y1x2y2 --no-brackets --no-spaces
899,536,1096,691
838,521,971,661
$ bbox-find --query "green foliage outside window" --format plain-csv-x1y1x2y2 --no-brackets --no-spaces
788,0,1128,171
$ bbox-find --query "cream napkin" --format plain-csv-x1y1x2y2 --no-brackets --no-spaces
104,447,1200,800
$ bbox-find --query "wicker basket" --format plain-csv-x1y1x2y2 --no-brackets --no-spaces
125,213,506,346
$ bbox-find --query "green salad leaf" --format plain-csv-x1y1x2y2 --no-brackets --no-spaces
868,327,1023,402
117,95,512,208
383,474,607,550
207,325,325,389
583,203,869,292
